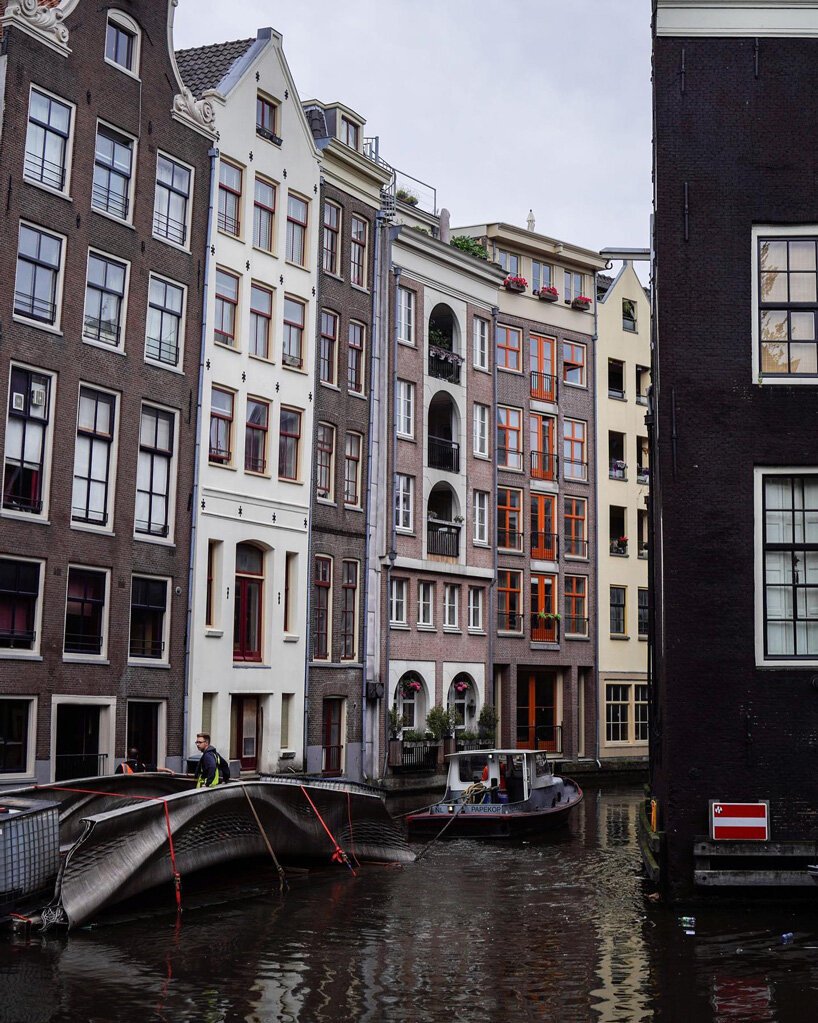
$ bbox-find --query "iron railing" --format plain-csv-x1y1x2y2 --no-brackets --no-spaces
531,450,558,481
428,436,460,473
393,741,439,773
530,532,558,560
427,521,460,557
515,724,563,753
564,460,588,481
530,613,560,643
564,615,590,637
428,345,463,383
55,752,108,781
564,537,589,558
497,610,523,633
530,371,557,402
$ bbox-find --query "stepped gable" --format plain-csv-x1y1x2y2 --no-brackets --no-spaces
175,37,255,96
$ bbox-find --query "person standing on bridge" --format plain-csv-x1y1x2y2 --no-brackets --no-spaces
193,733,228,787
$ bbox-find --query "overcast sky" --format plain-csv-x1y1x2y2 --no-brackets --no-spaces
174,1,652,265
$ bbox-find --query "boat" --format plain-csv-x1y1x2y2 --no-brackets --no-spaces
0,774,414,929
406,749,583,838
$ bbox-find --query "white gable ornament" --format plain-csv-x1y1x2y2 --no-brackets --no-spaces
3,0,74,54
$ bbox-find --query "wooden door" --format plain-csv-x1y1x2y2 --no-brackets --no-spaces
233,695,259,771
322,698,343,776
515,673,557,751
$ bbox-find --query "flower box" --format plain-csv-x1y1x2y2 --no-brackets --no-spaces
537,288,559,302
503,275,527,293
571,295,592,310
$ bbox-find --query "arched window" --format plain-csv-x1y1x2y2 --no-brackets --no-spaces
233,543,263,662
448,673,476,732
397,672,424,732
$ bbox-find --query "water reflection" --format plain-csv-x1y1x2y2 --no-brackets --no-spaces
3,786,818,1022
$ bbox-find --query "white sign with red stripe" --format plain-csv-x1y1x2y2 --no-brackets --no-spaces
710,801,769,841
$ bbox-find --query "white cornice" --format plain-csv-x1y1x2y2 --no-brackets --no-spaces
2,0,79,57
656,1,818,37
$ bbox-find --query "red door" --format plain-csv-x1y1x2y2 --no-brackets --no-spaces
322,698,343,776
516,673,558,751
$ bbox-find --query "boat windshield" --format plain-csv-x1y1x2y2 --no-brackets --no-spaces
454,753,522,786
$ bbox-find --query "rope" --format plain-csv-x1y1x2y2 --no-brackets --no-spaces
415,802,467,862
300,785,357,876
242,786,288,893
162,801,182,912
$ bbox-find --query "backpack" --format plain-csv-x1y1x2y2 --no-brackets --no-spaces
214,750,231,783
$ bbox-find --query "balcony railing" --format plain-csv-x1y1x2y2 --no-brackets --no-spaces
392,741,439,773
427,521,461,557
516,724,563,753
14,291,56,324
428,436,460,473
497,610,523,633
129,637,164,658
55,752,108,782
498,527,523,551
610,460,627,481
564,460,588,481
530,613,560,643
217,209,240,236
145,336,179,365
564,616,590,637
531,531,558,560
91,182,128,219
428,345,463,384
531,450,558,481
564,537,589,558
64,632,104,655
0,628,36,649
24,152,66,191
530,371,557,402
608,386,626,400
322,744,343,776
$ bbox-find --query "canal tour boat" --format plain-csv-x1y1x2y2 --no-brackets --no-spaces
406,749,582,838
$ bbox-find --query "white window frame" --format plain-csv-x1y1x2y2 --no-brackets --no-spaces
13,220,66,333
443,584,460,631
395,473,413,532
468,586,484,633
315,422,336,503
145,273,187,371
397,286,415,345
24,85,75,198
134,402,178,545
152,150,195,252
0,557,45,660
397,380,415,438
389,577,408,626
82,247,131,353
473,316,489,370
62,564,111,662
473,490,489,545
71,382,119,533
473,403,489,458
0,695,38,779
128,574,171,666
417,580,434,628
92,119,137,226
2,362,57,523
104,10,141,78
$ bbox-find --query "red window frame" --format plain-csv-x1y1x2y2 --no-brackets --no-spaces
286,194,308,265
497,487,522,550
205,541,216,627
496,324,521,371
313,555,331,660
253,177,276,252
209,387,233,464
563,341,586,385
256,95,277,135
320,311,338,384
564,497,587,557
344,432,361,506
233,544,263,662
347,321,364,393
341,561,358,659
245,398,269,473
278,407,301,481
316,422,334,499
350,215,367,287
323,203,340,275
530,333,556,400
250,283,272,359
283,296,305,368
531,493,556,560
218,161,242,236
214,269,239,347
497,406,522,469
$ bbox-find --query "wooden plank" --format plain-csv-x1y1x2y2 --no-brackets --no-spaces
694,839,818,857
695,869,816,887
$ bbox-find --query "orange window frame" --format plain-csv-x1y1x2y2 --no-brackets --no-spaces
531,493,556,559
496,324,521,371
498,487,522,550
529,334,556,400
497,569,522,630
564,497,587,556
564,575,587,631
529,413,555,480
563,341,586,385
497,406,522,468
563,419,586,468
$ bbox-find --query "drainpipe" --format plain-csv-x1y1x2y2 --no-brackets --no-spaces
591,271,601,768
381,262,402,777
183,145,218,770
488,304,499,716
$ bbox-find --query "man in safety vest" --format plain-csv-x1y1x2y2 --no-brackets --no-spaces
193,733,226,787
115,748,147,774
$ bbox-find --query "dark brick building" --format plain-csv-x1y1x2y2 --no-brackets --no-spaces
0,0,212,781
651,0,818,895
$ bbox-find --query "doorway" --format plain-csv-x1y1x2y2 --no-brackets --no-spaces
322,698,344,776
516,672,559,751
232,695,260,771
126,701,160,767
55,704,102,780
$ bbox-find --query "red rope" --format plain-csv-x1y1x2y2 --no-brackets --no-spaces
162,801,182,911
300,785,357,876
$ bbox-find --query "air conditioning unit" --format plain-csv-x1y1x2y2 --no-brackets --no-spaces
11,393,25,412
30,386,46,407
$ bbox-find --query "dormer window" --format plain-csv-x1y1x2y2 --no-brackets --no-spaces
256,95,281,145
341,116,360,151
498,249,520,276
105,12,140,77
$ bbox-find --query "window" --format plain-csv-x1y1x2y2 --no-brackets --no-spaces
129,577,168,660
473,403,489,457
286,194,308,265
313,556,331,660
341,116,359,150
755,233,818,376
14,223,63,326
497,406,523,470
530,412,556,481
205,540,221,628
532,260,553,295
344,433,362,506
606,684,649,744
623,298,637,332
564,576,588,636
24,87,71,192
283,296,305,368
610,586,626,636
635,685,649,742
348,321,365,393
105,13,138,73
468,587,484,631
496,324,522,371
563,419,587,481
563,341,586,386
146,275,184,367
323,202,340,275
444,585,460,629
283,552,297,634
389,577,407,625
398,287,415,344
473,316,489,370
92,125,133,221
245,399,269,474
498,487,523,551
530,334,557,402
638,589,649,638
564,497,588,558
234,544,263,662
218,160,242,236
531,493,557,560
564,270,584,302
209,387,233,464
135,405,174,538
83,251,127,348
0,698,34,774
341,561,358,659
256,95,279,141
397,380,415,437
253,177,276,252
498,249,520,275
278,408,301,481
350,215,367,287
608,359,625,400
418,581,434,627
316,423,335,500
72,386,115,526
497,570,522,632
214,269,239,348
395,474,413,531
0,559,41,651
319,311,338,384
64,567,107,656
153,153,192,247
3,366,52,515
530,574,557,641
473,490,489,544
636,365,650,405
610,505,628,555
249,284,272,359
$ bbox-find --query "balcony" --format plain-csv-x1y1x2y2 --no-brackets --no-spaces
565,537,589,558
564,460,588,482
531,532,559,560
427,520,461,558
428,345,463,384
530,612,559,643
497,610,524,633
610,460,627,481
530,371,557,402
516,724,563,753
428,435,460,473
564,616,590,637
531,450,558,481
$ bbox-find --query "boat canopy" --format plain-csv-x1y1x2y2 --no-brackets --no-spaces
444,749,557,803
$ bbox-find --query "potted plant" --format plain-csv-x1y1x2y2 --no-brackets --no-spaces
610,535,628,555
426,704,455,742
571,294,592,310
401,677,422,698
503,274,528,293
478,704,499,745
388,706,404,767
536,285,559,302
388,705,404,739
396,187,419,206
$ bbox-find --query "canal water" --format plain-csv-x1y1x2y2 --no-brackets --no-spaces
2,784,818,1022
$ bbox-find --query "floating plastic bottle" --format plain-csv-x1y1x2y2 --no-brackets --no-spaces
781,932,794,944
